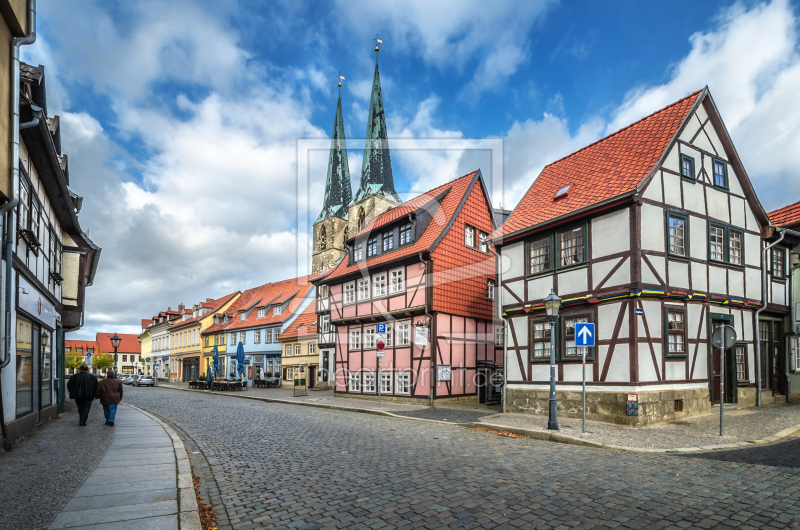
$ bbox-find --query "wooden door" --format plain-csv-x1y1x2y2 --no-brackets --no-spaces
477,369,488,404
711,322,722,404
309,366,317,388
759,321,770,390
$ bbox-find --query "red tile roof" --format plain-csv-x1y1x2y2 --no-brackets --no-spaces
322,171,481,281
65,340,98,354
95,333,141,354
769,200,800,229
169,292,239,331
491,89,703,241
278,302,317,340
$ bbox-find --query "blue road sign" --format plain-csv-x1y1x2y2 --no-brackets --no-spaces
377,323,386,334
575,323,595,347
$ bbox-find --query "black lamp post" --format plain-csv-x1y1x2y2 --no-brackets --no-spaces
543,289,562,430
110,333,121,375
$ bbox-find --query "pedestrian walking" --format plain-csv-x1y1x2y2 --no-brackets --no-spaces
66,364,98,426
96,369,123,426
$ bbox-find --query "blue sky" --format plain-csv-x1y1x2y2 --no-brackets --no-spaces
24,0,800,338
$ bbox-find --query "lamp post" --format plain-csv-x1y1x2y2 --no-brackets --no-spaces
110,333,121,376
543,289,562,430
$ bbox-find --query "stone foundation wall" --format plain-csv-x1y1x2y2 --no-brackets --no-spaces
737,386,757,408
506,387,711,426
335,392,477,406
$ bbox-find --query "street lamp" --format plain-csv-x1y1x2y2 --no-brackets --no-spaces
110,333,121,375
543,289,562,430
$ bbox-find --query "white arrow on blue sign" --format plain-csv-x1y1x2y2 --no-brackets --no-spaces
377,323,386,334
575,323,595,347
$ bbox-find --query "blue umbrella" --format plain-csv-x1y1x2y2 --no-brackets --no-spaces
212,346,219,376
236,342,245,378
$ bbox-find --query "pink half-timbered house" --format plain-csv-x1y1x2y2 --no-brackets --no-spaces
314,171,502,404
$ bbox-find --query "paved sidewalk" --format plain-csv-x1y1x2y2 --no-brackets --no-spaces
48,404,200,529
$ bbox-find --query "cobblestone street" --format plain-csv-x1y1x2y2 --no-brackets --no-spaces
126,387,800,530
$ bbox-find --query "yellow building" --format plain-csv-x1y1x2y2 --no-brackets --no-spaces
201,312,230,378
279,304,321,388
169,293,239,382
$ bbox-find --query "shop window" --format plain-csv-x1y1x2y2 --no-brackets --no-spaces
15,316,33,416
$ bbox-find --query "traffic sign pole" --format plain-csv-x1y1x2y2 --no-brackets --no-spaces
574,322,595,434
376,328,386,409
582,347,586,434
720,327,725,437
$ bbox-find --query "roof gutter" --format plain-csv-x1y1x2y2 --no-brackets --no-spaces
756,228,786,406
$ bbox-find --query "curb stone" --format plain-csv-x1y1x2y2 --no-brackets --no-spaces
152,384,800,454
125,403,202,529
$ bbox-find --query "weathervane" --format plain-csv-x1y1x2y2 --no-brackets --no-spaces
337,71,345,89
373,34,383,54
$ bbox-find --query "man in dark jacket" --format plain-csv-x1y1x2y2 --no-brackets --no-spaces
67,364,98,426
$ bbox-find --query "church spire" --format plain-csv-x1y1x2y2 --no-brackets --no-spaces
353,42,400,204
316,83,353,223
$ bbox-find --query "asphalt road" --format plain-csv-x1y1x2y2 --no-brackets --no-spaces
125,386,800,530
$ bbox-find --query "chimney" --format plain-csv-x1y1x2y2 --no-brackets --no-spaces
207,298,213,303
168,307,171,312
178,304,185,312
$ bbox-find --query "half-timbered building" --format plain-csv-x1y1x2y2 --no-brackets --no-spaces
314,170,502,404
491,87,783,425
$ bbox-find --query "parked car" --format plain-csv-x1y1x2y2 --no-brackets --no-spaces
134,375,154,387
123,375,136,385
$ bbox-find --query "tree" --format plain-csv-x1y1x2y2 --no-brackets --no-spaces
64,349,84,373
92,351,114,372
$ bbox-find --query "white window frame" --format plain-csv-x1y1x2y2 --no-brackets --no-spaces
320,314,330,333
349,328,361,350
264,329,272,343
495,324,505,347
380,371,392,393
357,278,370,301
364,327,376,349
318,285,329,299
363,371,376,393
285,367,293,381
285,345,291,356
465,225,476,248
343,282,356,305
240,312,247,321
254,330,261,344
257,308,266,318
395,371,411,394
273,305,283,316
373,272,387,297
309,343,316,355
348,371,361,392
385,323,393,347
487,279,496,300
389,267,405,294
240,331,246,345
295,344,301,356
396,321,411,346
230,334,236,346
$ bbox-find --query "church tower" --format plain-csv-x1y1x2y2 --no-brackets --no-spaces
346,41,401,238
312,82,352,274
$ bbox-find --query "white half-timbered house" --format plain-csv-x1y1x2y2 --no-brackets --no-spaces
490,87,785,425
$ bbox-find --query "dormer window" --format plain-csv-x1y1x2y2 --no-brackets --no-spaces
257,308,266,318
400,223,412,245
554,185,570,199
367,237,378,257
273,306,283,316
240,312,246,321
354,242,364,261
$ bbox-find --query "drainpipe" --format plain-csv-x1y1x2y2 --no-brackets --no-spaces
486,245,506,413
756,228,786,407
787,257,800,404
419,251,433,407
0,0,36,452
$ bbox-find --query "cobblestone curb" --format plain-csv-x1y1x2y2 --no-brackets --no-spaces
125,404,202,529
155,385,800,453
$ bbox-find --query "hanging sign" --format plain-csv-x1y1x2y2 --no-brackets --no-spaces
436,364,451,382
18,275,55,326
414,326,429,346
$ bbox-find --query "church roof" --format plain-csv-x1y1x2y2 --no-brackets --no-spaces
316,92,353,223
353,54,400,204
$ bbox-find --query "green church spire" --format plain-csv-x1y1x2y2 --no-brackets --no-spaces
353,47,400,204
316,89,353,223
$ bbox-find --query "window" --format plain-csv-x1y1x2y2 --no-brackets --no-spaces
381,372,392,393
318,285,328,299
729,230,743,266
274,330,280,342
665,308,686,357
383,231,394,251
363,372,376,393
18,177,29,232
563,316,591,359
273,306,283,316
204,336,209,347
354,242,364,261
240,332,246,345
240,312,246,321
793,337,800,374
554,185,570,198
479,231,488,253
713,159,728,188
364,327,376,349
230,334,236,346
31,194,40,246
122,355,127,363
320,225,327,250
257,308,266,318
735,344,748,381
772,248,786,279
709,225,725,262
531,321,551,361
218,334,223,345
349,371,361,392
357,278,370,301
344,282,355,304
349,329,361,350
285,367,293,381
264,329,272,343
396,322,411,346
487,279,496,300
400,223,412,245
681,154,695,181
465,225,476,248
495,325,504,347
385,324,393,347
373,273,387,297
668,213,687,257
390,268,405,294
559,226,584,267
320,315,330,334
295,345,301,356
367,237,378,257
309,343,316,355
395,372,410,394
529,237,551,274
285,345,292,356
254,330,261,344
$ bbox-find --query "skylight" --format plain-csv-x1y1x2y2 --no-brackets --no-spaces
554,185,570,198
